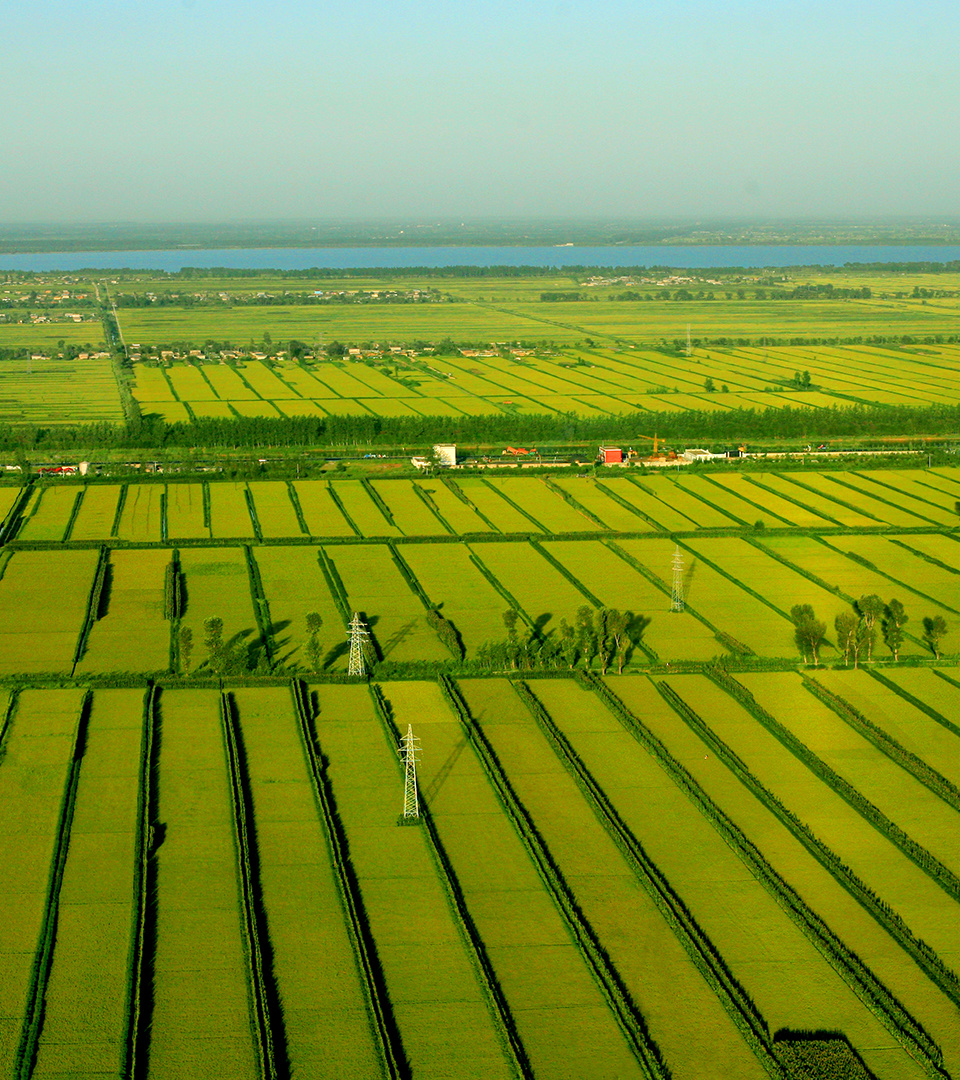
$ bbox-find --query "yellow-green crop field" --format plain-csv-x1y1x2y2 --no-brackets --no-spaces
125,339,960,420
5,457,960,1075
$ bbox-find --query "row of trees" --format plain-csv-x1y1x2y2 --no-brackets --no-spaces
476,607,650,674
791,597,948,667
11,396,960,455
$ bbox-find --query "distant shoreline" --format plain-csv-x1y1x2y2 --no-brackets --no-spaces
3,242,960,273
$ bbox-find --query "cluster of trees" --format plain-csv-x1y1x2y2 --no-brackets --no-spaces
474,607,650,673
791,597,949,667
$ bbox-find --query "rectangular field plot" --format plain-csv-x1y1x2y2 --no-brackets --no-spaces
189,399,236,419
399,544,510,654
618,536,796,658
237,360,300,399
674,475,788,528
167,364,218,401
616,674,960,1076
274,399,327,418
639,475,740,529
789,473,931,527
247,481,303,538
759,534,953,655
312,684,518,1080
765,672,960,881
380,681,646,1079
231,688,384,1076
815,668,960,797
819,535,960,653
0,688,84,1078
230,399,281,418
678,537,843,660
368,479,455,535
708,474,835,528
68,485,121,541
548,540,726,660
550,477,654,531
0,355,122,425
469,541,590,638
449,477,542,533
178,548,259,667
165,482,210,539
18,484,78,542
835,472,953,526
725,673,960,986
845,471,960,526
149,690,259,1079
468,679,769,1080
202,363,258,399
208,482,255,539
747,474,877,527
140,400,192,424
77,549,170,674
31,689,144,1078
322,544,448,662
332,480,401,537
0,549,97,673
415,480,491,533
117,483,163,542
131,363,176,402
577,677,929,1080
483,477,603,533
599,477,700,531
254,546,345,670
0,486,20,530
291,481,355,537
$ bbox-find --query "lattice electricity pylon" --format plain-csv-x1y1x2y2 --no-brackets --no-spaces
347,612,369,676
671,546,685,612
398,724,422,820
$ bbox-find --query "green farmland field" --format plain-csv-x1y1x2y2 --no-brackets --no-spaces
4,456,960,1076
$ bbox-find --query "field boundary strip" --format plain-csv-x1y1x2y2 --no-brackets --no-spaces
701,669,960,1014
442,477,500,533
14,692,92,1080
71,546,109,673
437,674,671,1080
62,487,86,542
816,536,960,617
510,678,782,1075
0,485,33,546
528,540,602,607
289,680,404,1079
368,684,532,1079
867,669,960,739
126,685,158,1080
284,481,310,535
742,475,847,527
802,676,960,812
243,547,274,669
219,691,286,1080
542,477,608,528
586,673,947,1077
410,483,455,534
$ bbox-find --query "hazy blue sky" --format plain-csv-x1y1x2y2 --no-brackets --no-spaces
3,0,958,222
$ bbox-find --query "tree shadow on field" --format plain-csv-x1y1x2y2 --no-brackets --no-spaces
534,612,552,638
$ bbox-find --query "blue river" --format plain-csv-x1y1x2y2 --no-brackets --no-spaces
2,244,960,272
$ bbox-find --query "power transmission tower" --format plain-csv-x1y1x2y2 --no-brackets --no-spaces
671,546,685,612
347,612,369,676
398,724,421,821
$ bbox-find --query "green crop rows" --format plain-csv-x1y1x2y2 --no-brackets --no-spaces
3,459,960,1078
